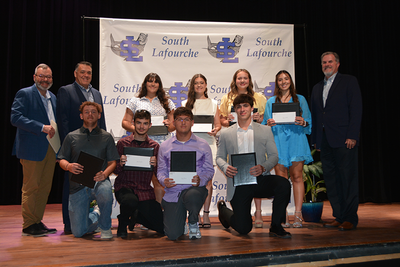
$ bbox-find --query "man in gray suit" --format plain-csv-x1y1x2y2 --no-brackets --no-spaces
216,94,291,238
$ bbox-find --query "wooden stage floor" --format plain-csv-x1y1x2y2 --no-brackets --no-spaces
1,201,400,267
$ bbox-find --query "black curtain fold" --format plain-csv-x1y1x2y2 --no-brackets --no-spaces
2,0,398,205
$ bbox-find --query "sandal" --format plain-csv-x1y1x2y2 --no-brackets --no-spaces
202,211,211,228
254,209,263,228
293,211,303,228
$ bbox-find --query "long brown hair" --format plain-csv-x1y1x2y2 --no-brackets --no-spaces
185,74,208,110
138,73,171,113
227,69,254,101
274,70,299,103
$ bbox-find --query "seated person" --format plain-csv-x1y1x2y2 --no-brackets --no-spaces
114,110,164,238
157,107,214,240
58,101,119,239
216,94,292,238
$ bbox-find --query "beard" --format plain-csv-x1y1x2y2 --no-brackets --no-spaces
36,81,53,91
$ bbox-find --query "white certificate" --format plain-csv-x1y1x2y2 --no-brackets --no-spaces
273,112,296,124
126,155,151,168
151,116,165,126
46,120,61,153
170,172,197,185
192,123,213,133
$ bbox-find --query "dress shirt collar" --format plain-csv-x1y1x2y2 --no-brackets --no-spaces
171,132,198,144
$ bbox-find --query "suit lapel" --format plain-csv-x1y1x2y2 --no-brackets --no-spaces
326,73,341,106
73,82,88,103
32,86,50,124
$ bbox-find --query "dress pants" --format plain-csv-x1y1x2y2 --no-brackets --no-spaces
219,175,290,235
20,145,56,229
162,186,208,240
321,132,359,227
115,187,164,234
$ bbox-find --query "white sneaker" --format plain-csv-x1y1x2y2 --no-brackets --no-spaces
188,223,201,239
92,205,100,216
100,228,113,239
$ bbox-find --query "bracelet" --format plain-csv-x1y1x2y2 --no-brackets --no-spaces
65,163,69,171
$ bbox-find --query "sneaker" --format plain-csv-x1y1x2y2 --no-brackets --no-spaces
22,224,47,237
100,228,113,239
188,223,201,239
92,205,100,216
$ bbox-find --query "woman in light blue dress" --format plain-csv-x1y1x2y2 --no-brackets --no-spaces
262,70,313,228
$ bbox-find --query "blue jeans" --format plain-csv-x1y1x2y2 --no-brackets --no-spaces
68,178,113,237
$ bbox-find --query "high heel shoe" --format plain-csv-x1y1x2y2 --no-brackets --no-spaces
293,211,303,228
254,210,263,228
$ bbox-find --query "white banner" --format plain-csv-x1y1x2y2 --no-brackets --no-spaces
99,18,295,138
100,18,295,217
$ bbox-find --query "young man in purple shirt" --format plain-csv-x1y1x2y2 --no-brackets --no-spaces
157,107,214,240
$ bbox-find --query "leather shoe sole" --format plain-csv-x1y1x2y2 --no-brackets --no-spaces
217,200,230,229
338,221,355,231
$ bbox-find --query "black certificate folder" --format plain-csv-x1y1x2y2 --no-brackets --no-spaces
71,151,105,189
272,102,301,116
230,152,257,187
170,151,196,172
170,151,196,184
123,147,154,171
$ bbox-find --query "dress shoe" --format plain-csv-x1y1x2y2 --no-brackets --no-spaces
217,200,230,229
22,224,47,237
323,220,341,228
38,222,57,234
338,221,355,231
269,225,292,239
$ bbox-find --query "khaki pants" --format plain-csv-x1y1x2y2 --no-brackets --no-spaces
20,145,56,229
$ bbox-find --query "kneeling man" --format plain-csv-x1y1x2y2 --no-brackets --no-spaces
157,107,214,240
114,110,164,238
216,94,292,238
58,102,119,239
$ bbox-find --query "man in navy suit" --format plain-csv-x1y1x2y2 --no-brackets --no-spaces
11,63,58,236
311,52,362,231
57,61,106,234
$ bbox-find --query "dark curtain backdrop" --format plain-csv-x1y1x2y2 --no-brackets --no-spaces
2,0,397,205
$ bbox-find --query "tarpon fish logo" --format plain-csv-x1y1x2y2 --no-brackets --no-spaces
253,81,275,100
168,80,190,108
207,35,243,63
109,33,148,62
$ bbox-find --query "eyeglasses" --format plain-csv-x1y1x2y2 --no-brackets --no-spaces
35,74,53,79
174,117,191,122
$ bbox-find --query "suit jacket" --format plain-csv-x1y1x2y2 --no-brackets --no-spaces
57,82,106,142
216,122,279,201
10,84,57,161
311,73,362,149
